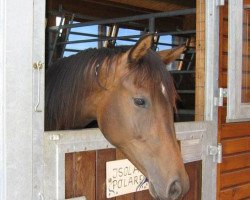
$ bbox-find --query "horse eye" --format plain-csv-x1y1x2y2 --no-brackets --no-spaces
133,98,146,107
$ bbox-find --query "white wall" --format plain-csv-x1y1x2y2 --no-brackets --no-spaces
0,0,34,199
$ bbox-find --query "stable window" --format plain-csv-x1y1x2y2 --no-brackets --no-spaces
227,0,250,121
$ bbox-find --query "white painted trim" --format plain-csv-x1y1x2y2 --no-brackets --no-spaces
44,123,204,199
202,1,220,200
32,0,46,198
227,0,250,121
205,1,220,122
0,0,6,198
1,0,34,199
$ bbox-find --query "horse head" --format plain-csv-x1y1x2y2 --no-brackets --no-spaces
96,35,189,200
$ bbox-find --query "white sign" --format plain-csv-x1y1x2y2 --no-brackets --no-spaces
106,159,149,198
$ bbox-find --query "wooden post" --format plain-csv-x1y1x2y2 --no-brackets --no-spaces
195,0,206,121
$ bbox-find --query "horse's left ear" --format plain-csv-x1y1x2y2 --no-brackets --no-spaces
128,34,153,63
157,45,186,64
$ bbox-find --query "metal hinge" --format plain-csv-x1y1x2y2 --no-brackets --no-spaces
214,88,227,106
208,143,222,163
216,0,225,6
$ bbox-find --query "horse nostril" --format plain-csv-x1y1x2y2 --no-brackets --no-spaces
168,180,182,200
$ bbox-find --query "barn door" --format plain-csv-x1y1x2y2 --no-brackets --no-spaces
217,1,250,199
32,0,46,198
34,0,221,200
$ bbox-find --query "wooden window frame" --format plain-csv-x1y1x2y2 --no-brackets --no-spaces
227,0,250,122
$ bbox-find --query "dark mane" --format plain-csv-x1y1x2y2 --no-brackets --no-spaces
45,47,129,130
45,46,177,130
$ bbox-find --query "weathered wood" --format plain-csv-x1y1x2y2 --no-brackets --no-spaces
182,161,201,200
218,2,250,198
221,137,250,155
221,122,250,139
106,0,195,12
47,0,185,32
65,153,75,198
96,149,116,200
195,0,205,121
220,168,250,189
221,152,250,172
134,190,153,200
220,182,250,199
75,151,96,199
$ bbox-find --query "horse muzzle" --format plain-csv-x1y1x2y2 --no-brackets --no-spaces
148,176,190,200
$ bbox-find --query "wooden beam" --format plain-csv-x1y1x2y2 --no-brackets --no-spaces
48,0,151,19
47,0,186,32
106,0,195,12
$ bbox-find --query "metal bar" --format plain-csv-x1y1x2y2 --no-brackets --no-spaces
47,9,98,21
70,31,141,39
48,15,64,65
58,30,195,45
47,14,146,32
98,25,106,48
149,18,155,33
49,8,196,31
69,32,178,47
61,14,75,58
64,49,81,52
186,51,195,70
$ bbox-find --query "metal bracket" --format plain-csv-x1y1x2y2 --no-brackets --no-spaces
33,61,44,112
49,134,60,141
216,0,225,6
214,88,227,106
208,143,222,163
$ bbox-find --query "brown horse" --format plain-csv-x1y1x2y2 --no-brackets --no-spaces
45,35,189,200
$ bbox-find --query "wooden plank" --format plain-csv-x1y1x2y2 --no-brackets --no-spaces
134,190,153,200
74,151,96,199
221,122,250,139
96,149,116,200
220,71,227,88
195,0,205,121
220,183,250,200
65,153,75,199
49,0,147,18
106,0,195,12
115,149,135,200
182,161,202,200
222,137,250,155
220,168,250,189
221,152,250,172
221,70,250,88
47,0,184,32
242,88,250,102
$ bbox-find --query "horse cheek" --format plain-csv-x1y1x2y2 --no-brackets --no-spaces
97,100,123,146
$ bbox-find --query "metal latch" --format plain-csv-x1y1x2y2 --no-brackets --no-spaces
214,88,227,106
208,143,222,163
33,61,44,112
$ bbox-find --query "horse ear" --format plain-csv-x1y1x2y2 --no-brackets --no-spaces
128,34,153,63
157,45,186,64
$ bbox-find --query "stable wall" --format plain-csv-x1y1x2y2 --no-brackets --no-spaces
217,1,250,199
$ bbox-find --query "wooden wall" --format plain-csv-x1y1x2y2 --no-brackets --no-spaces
217,1,250,199
195,0,205,121
65,149,201,200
